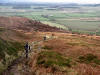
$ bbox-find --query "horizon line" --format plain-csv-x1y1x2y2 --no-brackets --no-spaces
0,2,100,4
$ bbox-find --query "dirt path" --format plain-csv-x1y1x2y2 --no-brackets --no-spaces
2,35,54,75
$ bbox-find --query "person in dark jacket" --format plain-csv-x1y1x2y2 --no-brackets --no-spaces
24,42,29,58
43,35,47,41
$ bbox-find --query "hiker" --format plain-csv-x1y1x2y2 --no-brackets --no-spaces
24,42,29,58
29,45,31,51
43,35,47,41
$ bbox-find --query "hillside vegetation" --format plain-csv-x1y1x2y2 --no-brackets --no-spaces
27,32,100,75
0,16,100,75
0,16,65,74
0,37,24,73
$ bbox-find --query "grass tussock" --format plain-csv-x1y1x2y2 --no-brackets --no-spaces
0,38,24,59
0,37,24,73
78,54,100,65
42,45,53,50
37,51,72,68
0,27,5,32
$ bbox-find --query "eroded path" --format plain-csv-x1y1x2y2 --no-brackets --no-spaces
2,35,54,75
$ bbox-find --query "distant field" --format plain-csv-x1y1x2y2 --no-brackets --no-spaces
55,20,100,31
0,5,100,35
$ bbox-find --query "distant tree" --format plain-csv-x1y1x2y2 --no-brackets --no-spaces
68,27,72,32
95,30,100,36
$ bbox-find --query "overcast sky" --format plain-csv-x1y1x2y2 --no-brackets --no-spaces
12,0,100,4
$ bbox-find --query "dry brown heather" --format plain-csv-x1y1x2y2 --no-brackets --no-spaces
0,16,66,42
0,17,100,75
29,32,100,75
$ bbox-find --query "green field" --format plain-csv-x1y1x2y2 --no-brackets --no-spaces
0,5,100,35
